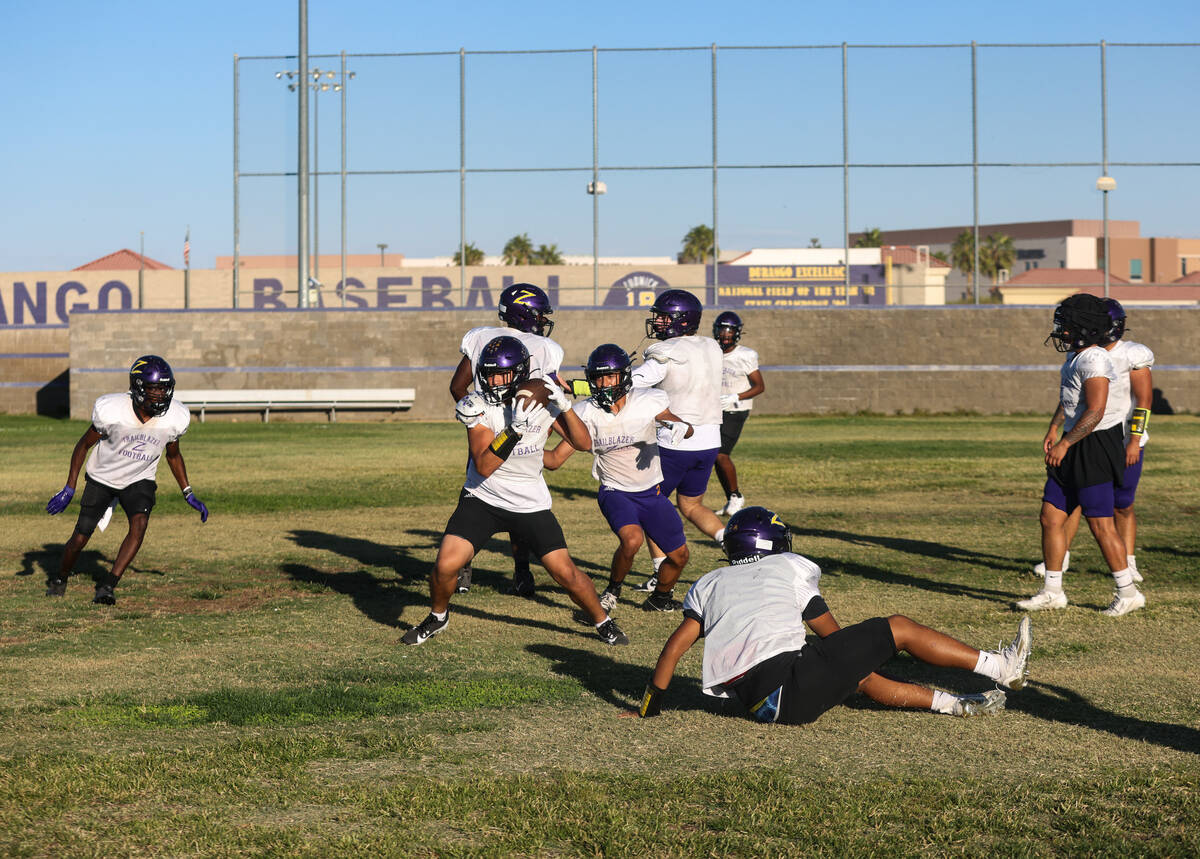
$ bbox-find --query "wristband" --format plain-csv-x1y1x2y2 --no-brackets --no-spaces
182,485,193,496
488,426,522,460
1129,408,1149,436
639,682,664,717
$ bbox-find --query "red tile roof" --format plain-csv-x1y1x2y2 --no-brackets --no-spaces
1172,270,1200,284
74,249,173,271
881,246,951,268
1004,268,1130,286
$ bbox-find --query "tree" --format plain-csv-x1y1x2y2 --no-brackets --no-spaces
979,233,1015,289
950,230,976,291
451,242,484,266
853,227,883,248
531,243,563,265
502,233,534,266
931,250,948,263
809,237,822,248
679,225,715,264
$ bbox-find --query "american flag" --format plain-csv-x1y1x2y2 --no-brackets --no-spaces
183,228,190,268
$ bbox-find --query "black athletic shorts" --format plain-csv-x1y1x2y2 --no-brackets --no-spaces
728,616,897,725
443,489,568,559
1046,423,1125,491
75,477,157,536
719,409,750,455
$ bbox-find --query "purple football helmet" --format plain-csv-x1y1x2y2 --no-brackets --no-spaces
585,344,633,413
722,506,792,565
645,289,702,340
1046,294,1110,353
475,335,531,404
129,355,175,417
1102,298,1126,343
712,310,743,347
499,283,554,337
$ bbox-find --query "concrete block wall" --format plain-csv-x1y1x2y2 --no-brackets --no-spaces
63,306,1200,421
0,325,69,416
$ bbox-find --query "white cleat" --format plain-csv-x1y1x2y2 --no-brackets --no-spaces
599,589,618,613
1032,550,1069,577
724,493,746,516
1101,589,1146,617
952,688,1007,717
1016,589,1068,611
995,615,1033,690
1129,562,1144,584
713,500,729,516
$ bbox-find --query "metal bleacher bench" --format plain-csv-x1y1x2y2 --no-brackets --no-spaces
176,388,416,423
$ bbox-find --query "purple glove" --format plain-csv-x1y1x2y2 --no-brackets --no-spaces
46,485,75,515
184,489,209,523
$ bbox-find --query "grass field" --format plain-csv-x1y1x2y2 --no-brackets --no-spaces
1,413,1198,857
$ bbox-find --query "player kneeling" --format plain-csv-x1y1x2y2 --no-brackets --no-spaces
546,344,693,613
403,335,628,647
639,506,1032,723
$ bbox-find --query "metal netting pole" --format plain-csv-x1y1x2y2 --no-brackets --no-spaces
842,43,850,295
972,41,980,304
459,48,467,303
297,0,310,308
592,45,599,306
233,54,240,308
340,49,347,307
711,44,719,300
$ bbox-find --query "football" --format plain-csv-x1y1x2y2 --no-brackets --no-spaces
514,377,554,409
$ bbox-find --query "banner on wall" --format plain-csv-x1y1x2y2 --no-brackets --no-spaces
707,264,887,307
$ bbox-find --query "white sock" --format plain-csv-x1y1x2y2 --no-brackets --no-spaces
974,649,1003,682
1112,566,1137,596
714,528,725,543
595,616,611,628
930,690,957,715
1043,570,1064,592
432,610,448,621
1127,554,1138,570
652,556,665,573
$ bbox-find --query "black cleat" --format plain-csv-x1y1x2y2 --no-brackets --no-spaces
456,565,472,594
45,578,67,597
401,612,448,646
642,590,683,612
507,567,535,598
596,618,629,646
92,584,116,605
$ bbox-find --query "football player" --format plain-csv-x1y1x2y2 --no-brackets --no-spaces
1019,294,1146,617
449,282,566,598
404,336,629,647
638,506,1032,723
1031,299,1154,587
630,289,726,592
44,355,208,605
711,311,765,517
544,344,694,613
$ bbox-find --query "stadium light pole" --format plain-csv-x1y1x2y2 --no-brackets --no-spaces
377,243,388,266
1097,175,1116,296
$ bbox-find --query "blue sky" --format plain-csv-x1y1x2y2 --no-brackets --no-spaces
2,0,1197,271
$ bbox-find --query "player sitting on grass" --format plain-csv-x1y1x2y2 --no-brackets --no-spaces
639,506,1032,723
544,343,693,613
403,335,628,647
44,355,208,605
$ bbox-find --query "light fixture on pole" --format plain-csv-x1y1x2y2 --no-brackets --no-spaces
377,243,388,266
1096,174,1116,298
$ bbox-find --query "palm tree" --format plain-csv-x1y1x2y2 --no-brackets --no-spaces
979,233,1016,289
679,225,714,264
531,243,563,265
853,227,883,248
451,242,484,266
931,250,948,263
809,238,822,248
950,230,976,291
502,234,534,266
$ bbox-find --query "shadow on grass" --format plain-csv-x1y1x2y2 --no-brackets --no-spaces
18,543,163,583
526,642,731,718
1014,679,1200,755
405,527,613,578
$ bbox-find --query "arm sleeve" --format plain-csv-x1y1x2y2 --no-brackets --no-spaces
1127,342,1155,370
744,347,760,374
90,399,111,438
801,595,829,621
632,357,668,388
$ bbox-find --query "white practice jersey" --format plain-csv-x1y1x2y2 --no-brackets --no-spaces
573,387,670,492
85,393,190,490
461,326,564,387
1060,347,1120,434
720,344,760,412
1106,339,1155,447
682,552,823,698
632,335,723,450
463,396,560,512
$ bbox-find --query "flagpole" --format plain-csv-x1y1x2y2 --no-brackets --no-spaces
184,227,191,309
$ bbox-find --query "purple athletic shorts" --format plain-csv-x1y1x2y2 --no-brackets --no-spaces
659,447,720,498
1043,477,1115,518
597,485,686,554
1114,447,1144,509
